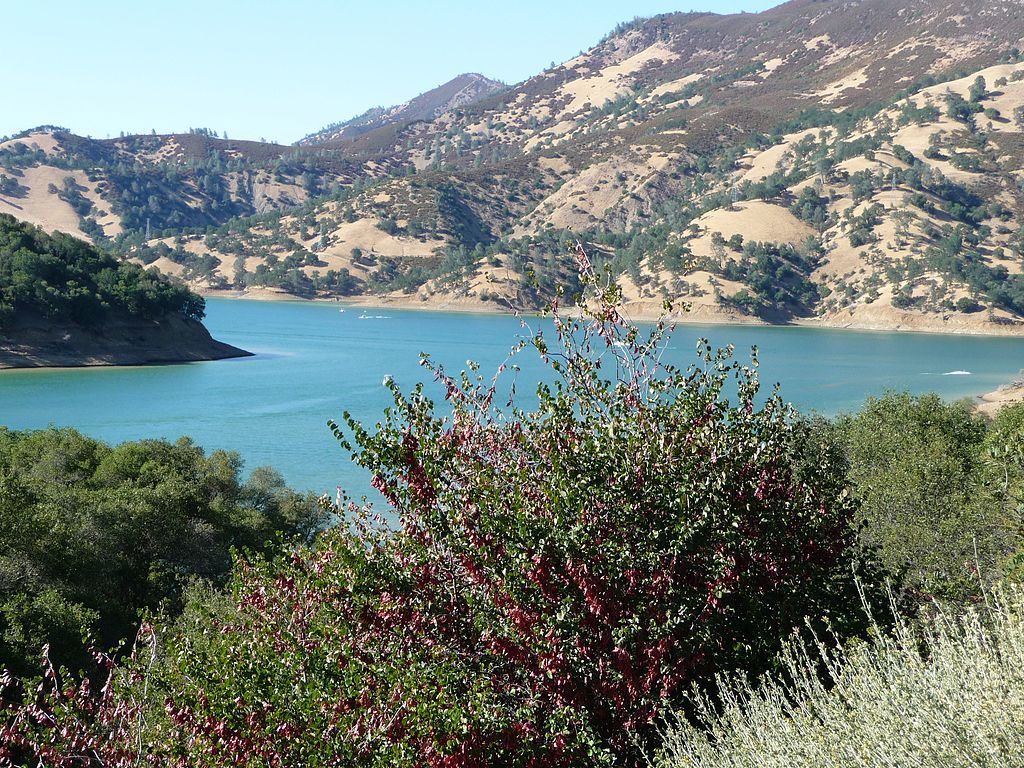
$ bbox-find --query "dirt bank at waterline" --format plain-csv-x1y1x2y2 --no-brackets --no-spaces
0,313,252,369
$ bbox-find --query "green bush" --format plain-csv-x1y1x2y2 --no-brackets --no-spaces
834,393,1014,602
0,428,328,677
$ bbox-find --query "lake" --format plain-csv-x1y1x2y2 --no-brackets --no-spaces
2,298,1023,498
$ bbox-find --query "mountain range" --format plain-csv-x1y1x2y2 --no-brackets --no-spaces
4,0,1024,333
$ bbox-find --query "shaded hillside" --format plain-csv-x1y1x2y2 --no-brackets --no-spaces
298,73,506,145
128,160,560,298
0,214,249,367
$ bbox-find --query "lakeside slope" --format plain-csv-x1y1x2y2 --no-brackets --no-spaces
0,214,251,369
0,313,251,369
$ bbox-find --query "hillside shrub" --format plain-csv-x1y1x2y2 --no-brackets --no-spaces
834,393,1014,602
653,586,1024,768
0,428,328,678
1,246,869,767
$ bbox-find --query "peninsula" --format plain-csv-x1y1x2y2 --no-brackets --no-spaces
0,214,250,368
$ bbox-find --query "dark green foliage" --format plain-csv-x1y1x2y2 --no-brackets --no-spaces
956,296,981,313
890,288,916,309
923,229,1024,316
313,267,359,295
721,241,821,318
0,174,26,197
899,102,941,125
54,176,93,217
945,92,983,123
104,164,245,233
847,204,884,248
791,187,828,229
984,402,1024,583
0,427,328,677
435,182,494,248
969,76,988,104
835,393,1019,602
1014,105,1024,130
848,171,877,204
0,214,203,328
948,152,985,172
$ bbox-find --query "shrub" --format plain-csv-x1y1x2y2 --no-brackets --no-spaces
2,247,869,767
653,586,1024,768
0,428,328,678
0,634,158,768
981,401,1024,583
956,296,981,313
834,393,1009,602
136,247,865,767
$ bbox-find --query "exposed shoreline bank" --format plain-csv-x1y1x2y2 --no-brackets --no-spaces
976,380,1024,416
199,287,1024,336
0,315,253,371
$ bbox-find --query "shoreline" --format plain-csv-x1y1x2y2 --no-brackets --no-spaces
976,379,1024,416
199,287,1024,337
0,348,253,371
0,315,253,371
5,288,1021,412
199,288,1024,414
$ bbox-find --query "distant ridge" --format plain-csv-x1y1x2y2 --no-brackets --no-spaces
8,0,1024,335
298,73,505,145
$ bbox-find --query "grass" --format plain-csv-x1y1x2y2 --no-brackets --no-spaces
652,586,1024,768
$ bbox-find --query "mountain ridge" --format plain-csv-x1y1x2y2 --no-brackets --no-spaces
5,0,1024,334
297,73,506,146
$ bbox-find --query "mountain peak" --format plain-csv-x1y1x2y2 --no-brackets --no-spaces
298,73,505,146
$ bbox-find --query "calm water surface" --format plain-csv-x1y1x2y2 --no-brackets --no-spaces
2,298,1024,497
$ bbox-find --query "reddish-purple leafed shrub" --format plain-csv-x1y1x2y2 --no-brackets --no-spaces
1,246,866,767
1,632,157,768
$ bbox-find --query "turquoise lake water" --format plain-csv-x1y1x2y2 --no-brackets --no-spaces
2,298,1024,498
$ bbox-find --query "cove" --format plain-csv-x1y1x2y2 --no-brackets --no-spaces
1,297,1023,499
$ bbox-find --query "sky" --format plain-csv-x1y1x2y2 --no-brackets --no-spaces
5,0,782,145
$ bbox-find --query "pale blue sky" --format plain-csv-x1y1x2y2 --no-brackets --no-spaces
5,1,781,144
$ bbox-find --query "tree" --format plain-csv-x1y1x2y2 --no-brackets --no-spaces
0,428,328,677
0,175,23,197
792,187,828,229
0,214,205,328
835,393,1006,601
945,92,981,124
1013,105,1024,131
969,75,987,104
